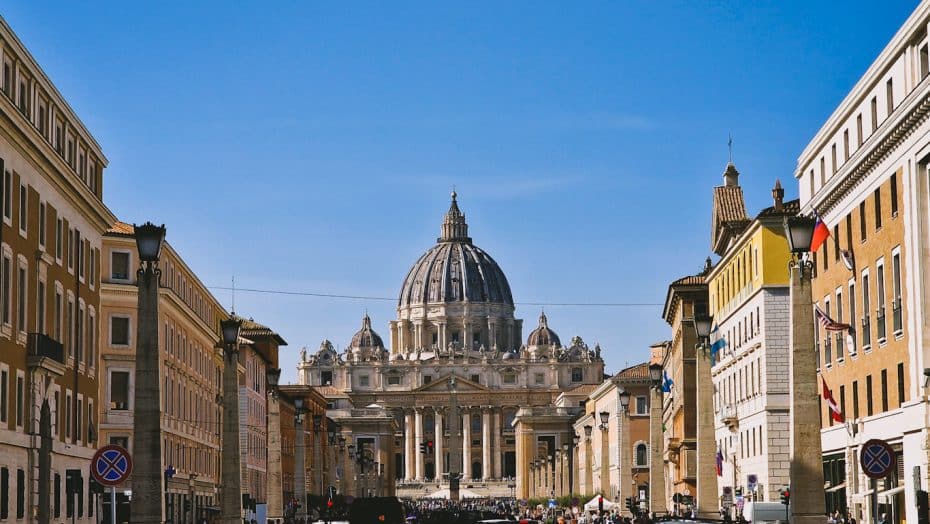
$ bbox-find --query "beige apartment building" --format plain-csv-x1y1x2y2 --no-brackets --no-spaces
98,222,226,523
794,2,930,522
0,16,117,524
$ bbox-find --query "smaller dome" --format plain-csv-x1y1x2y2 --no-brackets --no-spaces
501,350,518,360
527,312,561,347
350,314,385,349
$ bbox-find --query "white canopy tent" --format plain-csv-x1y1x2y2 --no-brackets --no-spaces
426,488,482,499
583,495,615,511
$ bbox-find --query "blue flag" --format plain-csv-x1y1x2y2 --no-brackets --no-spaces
661,371,674,393
709,323,726,356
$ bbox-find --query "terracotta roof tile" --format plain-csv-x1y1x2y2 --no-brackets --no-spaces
613,361,650,380
758,198,801,218
107,221,134,235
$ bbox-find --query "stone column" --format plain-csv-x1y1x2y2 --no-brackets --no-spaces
222,344,243,524
600,426,610,497
619,407,632,516
789,262,826,524
482,409,492,480
404,412,414,481
649,387,667,514
562,450,569,498
266,395,284,523
463,411,472,480
493,409,503,479
696,345,718,518
585,433,594,497
415,409,425,480
555,452,563,498
434,409,444,481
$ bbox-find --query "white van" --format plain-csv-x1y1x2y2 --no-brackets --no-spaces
742,502,789,523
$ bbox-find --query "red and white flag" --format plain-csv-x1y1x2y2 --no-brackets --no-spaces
815,304,851,332
822,377,845,423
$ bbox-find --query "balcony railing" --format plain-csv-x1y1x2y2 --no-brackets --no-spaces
834,333,845,361
892,298,902,334
28,332,64,364
720,405,738,429
876,307,886,341
861,316,871,349
824,336,833,364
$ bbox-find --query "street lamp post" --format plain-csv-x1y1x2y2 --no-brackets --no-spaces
647,363,667,515
220,317,244,524
617,389,632,515
692,313,718,519
554,449,562,499
266,368,284,524
294,398,307,521
131,222,167,524
571,433,580,499
313,414,324,504
598,411,610,498
783,215,826,524
560,443,569,500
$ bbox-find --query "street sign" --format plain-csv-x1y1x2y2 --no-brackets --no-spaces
548,499,556,508
747,474,758,491
860,439,896,479
91,445,132,486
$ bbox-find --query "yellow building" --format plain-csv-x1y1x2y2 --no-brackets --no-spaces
98,222,227,522
706,180,796,507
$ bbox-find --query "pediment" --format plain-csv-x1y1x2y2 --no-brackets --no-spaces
413,373,490,392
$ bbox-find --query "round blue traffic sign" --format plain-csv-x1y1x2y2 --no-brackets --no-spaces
91,445,133,486
859,439,895,479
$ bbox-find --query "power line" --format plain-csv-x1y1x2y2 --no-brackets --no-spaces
206,285,662,308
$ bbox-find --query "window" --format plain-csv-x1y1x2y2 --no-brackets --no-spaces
843,129,850,161
921,44,929,79
897,362,905,408
880,369,888,412
0,368,6,423
859,202,867,241
423,375,432,384
110,251,129,280
2,171,9,221
886,78,894,114
820,157,826,185
857,114,863,146
65,391,72,439
862,271,871,348
890,173,898,216
67,229,72,271
534,373,545,385
387,375,401,386
470,374,480,384
18,184,25,234
833,225,840,261
502,373,516,385
1,254,9,326
321,370,333,385
831,144,837,174
110,370,129,411
359,375,370,387
871,96,878,133
874,188,882,229
110,316,129,346
866,375,873,416
15,469,23,519
892,250,902,334
835,289,844,360
17,266,25,333
0,467,6,519
635,443,648,467
55,218,62,261
877,260,886,341
852,381,859,420
635,396,648,415
571,367,583,382
38,201,45,248
54,290,62,341
848,281,857,355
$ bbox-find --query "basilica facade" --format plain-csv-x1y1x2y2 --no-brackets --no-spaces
297,193,605,495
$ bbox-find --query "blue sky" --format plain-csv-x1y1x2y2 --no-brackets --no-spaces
3,2,918,383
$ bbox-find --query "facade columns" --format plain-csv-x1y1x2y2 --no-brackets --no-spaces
482,408,492,480
585,433,594,497
404,411,414,481
415,409,425,480
493,409,503,479
696,346,717,518
434,409,444,481
649,388,667,514
462,411,472,480
266,395,284,524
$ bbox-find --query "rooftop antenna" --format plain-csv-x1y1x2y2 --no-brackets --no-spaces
728,133,733,163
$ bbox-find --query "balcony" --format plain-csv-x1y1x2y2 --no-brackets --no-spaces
27,333,66,375
720,404,738,431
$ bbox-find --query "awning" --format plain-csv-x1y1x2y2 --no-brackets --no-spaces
877,485,905,499
825,483,846,493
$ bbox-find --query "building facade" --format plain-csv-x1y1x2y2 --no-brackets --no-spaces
297,193,605,499
98,222,226,522
706,178,795,507
0,16,117,524
661,270,708,515
794,3,930,523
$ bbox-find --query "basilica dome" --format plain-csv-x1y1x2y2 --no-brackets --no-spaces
398,192,514,308
526,312,560,347
350,314,384,349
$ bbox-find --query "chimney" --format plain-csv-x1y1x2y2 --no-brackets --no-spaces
772,179,784,211
723,162,740,187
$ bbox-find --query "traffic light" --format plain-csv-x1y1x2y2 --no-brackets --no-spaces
419,442,427,454
597,496,604,513
780,487,790,505
427,440,434,451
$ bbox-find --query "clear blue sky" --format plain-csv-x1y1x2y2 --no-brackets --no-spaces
3,1,918,383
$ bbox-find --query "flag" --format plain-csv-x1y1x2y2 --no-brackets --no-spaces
810,211,830,253
715,450,723,477
814,304,851,331
662,371,674,393
822,377,845,423
709,324,726,356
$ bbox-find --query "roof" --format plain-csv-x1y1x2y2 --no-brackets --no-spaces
612,361,650,381
312,385,351,399
757,197,801,218
563,383,600,396
670,274,705,286
236,315,288,345
710,164,749,256
107,221,135,236
662,268,709,324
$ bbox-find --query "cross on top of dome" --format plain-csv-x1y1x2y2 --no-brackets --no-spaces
439,190,471,243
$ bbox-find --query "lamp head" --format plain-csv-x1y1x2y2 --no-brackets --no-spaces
265,368,281,391
583,425,593,438
692,314,713,340
572,433,580,445
784,214,817,254
648,363,663,384
220,318,242,347
293,398,303,411
599,411,610,425
133,222,166,263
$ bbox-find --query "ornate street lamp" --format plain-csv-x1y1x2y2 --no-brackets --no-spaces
647,363,667,514
131,222,166,524
220,316,243,524
584,425,593,439
648,363,663,388
266,368,281,397
692,314,713,343
598,411,609,429
617,388,632,515
784,214,816,254
618,389,631,410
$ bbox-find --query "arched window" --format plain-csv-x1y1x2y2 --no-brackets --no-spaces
635,443,648,467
